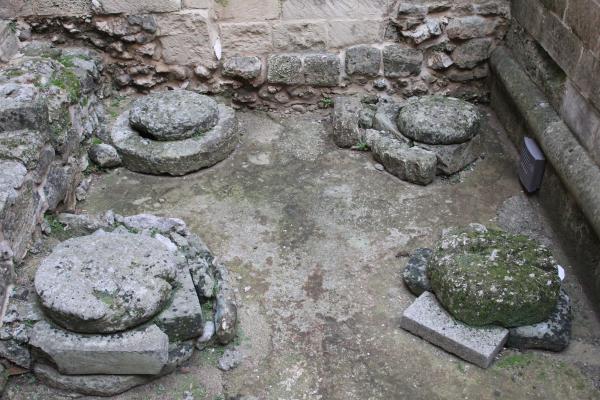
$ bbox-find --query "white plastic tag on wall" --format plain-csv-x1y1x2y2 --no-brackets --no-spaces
214,38,222,60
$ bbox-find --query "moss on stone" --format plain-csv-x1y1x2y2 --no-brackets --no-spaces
429,226,561,327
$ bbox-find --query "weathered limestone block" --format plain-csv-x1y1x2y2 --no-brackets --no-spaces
219,22,273,57
383,45,422,78
0,242,15,335
89,143,121,168
332,96,363,148
303,53,340,87
282,0,387,19
0,83,49,133
402,248,433,296
35,232,178,333
154,268,204,342
213,263,237,344
267,54,303,85
0,21,19,63
0,129,47,170
446,16,497,40
156,10,217,66
0,0,33,18
326,19,383,48
35,0,92,16
215,0,281,21
416,134,481,176
30,321,169,375
345,46,381,77
452,38,493,69
401,292,509,369
222,56,262,80
94,0,181,14
272,22,327,51
369,131,437,186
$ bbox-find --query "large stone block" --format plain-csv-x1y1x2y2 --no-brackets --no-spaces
539,9,584,77
565,0,600,52
326,19,384,48
267,54,303,85
401,292,509,368
34,0,91,16
0,0,33,17
452,38,493,69
540,0,568,16
30,322,169,375
272,22,327,51
303,53,340,87
215,0,280,20
183,0,212,8
446,16,498,40
156,9,217,66
345,45,381,77
282,0,387,19
222,56,262,80
94,0,181,14
382,45,422,78
332,96,363,148
0,129,47,170
0,21,19,62
0,84,49,133
219,22,273,57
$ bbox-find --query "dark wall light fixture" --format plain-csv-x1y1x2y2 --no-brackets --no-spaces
519,136,546,193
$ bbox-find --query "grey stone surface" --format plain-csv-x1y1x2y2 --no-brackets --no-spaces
401,292,508,368
29,321,169,375
303,53,340,87
345,45,381,77
0,339,31,368
383,45,422,78
369,131,437,185
446,16,497,40
118,213,187,235
57,211,115,236
373,101,410,143
429,226,562,327
402,248,433,296
267,54,303,85
0,21,19,63
0,129,47,170
452,38,493,69
154,267,204,342
113,103,239,176
331,96,363,148
397,96,482,145
89,143,121,168
507,289,572,352
214,263,237,345
218,348,242,371
0,83,49,133
416,134,481,175
222,56,262,80
34,231,178,333
129,90,219,141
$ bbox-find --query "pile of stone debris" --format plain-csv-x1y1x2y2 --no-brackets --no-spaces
0,212,237,396
332,94,482,185
400,224,571,368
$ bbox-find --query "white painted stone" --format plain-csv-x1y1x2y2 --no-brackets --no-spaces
400,292,508,368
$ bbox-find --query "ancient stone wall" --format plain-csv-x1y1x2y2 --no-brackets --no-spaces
508,0,600,167
1,1,509,106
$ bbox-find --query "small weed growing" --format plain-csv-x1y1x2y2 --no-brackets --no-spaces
44,214,66,234
319,97,334,108
354,140,370,151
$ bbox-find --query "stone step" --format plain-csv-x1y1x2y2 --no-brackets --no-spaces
400,292,508,368
29,321,169,375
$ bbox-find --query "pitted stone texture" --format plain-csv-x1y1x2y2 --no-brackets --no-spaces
113,104,239,176
402,248,433,296
429,226,562,327
267,54,303,85
303,54,340,86
0,129,47,170
507,289,572,352
89,143,121,168
397,96,482,145
368,130,437,186
416,134,481,176
331,96,363,148
401,292,508,369
129,91,219,141
222,56,262,80
345,45,382,77
29,322,169,375
34,232,178,333
383,45,422,78
0,83,49,133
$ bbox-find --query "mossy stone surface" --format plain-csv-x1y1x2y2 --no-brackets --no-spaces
429,226,561,327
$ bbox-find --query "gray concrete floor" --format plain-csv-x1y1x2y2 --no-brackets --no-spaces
5,107,600,400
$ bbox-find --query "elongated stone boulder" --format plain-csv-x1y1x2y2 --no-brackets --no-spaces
129,90,219,141
35,232,178,333
29,322,169,375
429,226,562,327
397,96,482,145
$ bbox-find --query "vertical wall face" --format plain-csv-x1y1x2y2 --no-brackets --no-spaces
1,1,509,105
509,0,600,167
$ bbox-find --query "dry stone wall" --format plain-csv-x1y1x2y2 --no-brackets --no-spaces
2,0,509,106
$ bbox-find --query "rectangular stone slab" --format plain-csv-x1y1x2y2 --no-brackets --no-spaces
29,321,168,375
400,292,508,368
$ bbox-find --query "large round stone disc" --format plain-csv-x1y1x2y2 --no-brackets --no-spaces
129,90,219,141
35,232,178,333
429,226,561,328
397,96,482,145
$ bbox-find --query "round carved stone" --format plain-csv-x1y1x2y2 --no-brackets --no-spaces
112,103,239,176
129,90,219,141
35,232,178,333
397,95,482,145
429,226,561,328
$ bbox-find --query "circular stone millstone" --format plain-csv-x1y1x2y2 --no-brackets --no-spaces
129,90,219,141
397,95,482,145
35,231,178,333
429,226,561,328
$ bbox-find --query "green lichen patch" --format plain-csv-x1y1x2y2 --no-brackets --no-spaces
49,68,82,104
429,226,561,327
